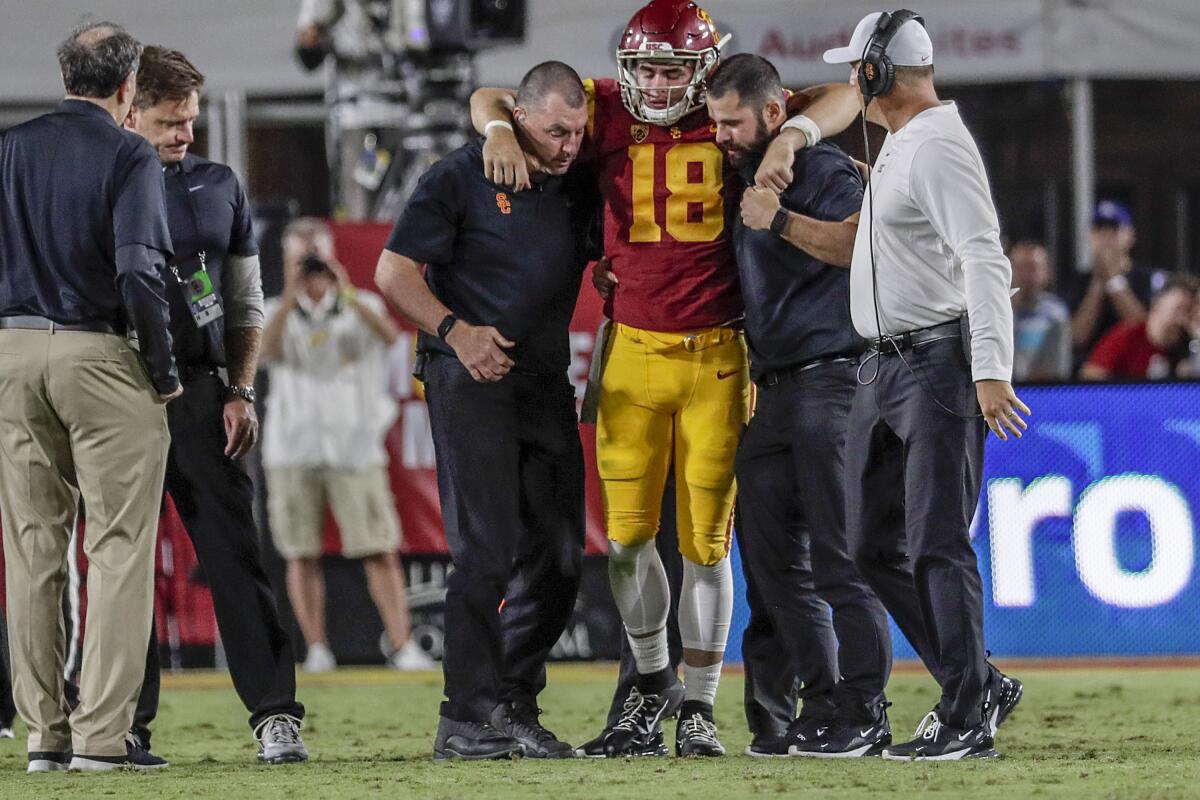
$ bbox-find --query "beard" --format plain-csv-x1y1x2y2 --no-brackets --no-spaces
724,113,771,167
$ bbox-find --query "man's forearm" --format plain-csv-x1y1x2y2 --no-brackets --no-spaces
116,244,178,393
226,326,262,388
348,294,401,346
782,83,863,151
374,250,452,336
260,293,296,362
1070,280,1105,348
470,88,517,135
1109,285,1148,322
780,213,857,268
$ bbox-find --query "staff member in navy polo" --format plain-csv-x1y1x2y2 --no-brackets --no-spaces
0,22,177,773
823,10,1027,761
375,61,598,761
121,46,308,765
706,54,893,759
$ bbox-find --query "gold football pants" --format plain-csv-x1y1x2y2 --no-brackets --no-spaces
596,323,749,566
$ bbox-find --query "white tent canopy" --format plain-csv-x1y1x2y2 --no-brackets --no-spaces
3,1,1200,102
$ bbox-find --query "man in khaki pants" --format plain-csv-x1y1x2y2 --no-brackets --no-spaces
0,22,179,772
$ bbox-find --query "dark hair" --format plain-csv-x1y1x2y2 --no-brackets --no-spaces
895,64,935,85
516,61,586,111
1157,273,1200,300
134,46,205,109
57,21,142,99
706,53,784,109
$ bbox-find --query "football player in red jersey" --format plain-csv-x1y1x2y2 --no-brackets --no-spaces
471,0,861,758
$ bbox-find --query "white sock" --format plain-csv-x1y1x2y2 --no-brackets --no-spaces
678,558,733,704
608,539,671,674
684,662,722,707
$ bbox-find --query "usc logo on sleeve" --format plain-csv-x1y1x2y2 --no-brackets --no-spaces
496,192,512,215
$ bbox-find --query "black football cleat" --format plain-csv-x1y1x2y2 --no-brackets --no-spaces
491,702,574,759
574,728,669,758
433,717,523,761
881,711,997,761
675,710,725,757
603,681,685,758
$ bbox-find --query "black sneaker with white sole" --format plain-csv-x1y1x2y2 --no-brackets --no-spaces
675,706,725,757
988,671,1024,735
125,730,169,768
491,702,574,759
790,713,891,758
433,717,523,761
576,729,669,758
744,732,789,758
603,681,685,758
881,711,997,761
27,751,71,773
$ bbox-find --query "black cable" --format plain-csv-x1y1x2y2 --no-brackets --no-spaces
854,45,982,421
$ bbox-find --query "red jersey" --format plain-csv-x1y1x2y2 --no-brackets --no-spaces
1085,320,1172,379
581,78,740,332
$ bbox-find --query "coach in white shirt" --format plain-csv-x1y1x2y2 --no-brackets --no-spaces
823,10,1030,761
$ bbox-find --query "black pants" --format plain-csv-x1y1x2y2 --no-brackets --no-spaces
134,373,303,740
736,360,891,724
0,610,15,729
845,338,989,729
424,356,585,722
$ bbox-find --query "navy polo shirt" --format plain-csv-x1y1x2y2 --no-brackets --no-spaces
385,139,599,375
0,99,173,325
732,142,865,379
163,153,258,369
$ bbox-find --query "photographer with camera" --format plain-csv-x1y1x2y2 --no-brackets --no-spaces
261,218,434,675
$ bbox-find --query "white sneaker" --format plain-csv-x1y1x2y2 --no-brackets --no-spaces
0,727,14,739
254,714,309,764
388,639,436,671
302,643,337,673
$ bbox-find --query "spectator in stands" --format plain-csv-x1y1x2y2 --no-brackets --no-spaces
1069,200,1165,367
261,218,434,673
1080,274,1199,380
1011,240,1071,382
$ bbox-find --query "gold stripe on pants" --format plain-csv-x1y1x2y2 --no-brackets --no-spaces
0,328,169,757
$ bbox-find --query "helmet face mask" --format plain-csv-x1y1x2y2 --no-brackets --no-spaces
616,0,725,127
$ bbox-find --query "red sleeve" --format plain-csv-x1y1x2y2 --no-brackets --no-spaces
1085,323,1132,374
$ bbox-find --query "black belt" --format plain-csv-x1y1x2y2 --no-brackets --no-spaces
756,354,857,387
869,319,961,357
178,363,219,383
0,314,117,334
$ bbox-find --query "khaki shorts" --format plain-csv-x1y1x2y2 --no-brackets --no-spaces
266,465,402,559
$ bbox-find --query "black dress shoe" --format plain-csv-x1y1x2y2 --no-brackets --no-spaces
491,702,574,759
433,717,524,761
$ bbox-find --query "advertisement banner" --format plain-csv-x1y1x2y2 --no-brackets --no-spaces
725,382,1200,661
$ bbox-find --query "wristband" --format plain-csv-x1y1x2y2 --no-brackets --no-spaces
780,114,821,149
484,120,514,136
437,313,459,341
770,208,790,236
1105,274,1130,294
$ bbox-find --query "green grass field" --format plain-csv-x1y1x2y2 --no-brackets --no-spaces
1,663,1198,799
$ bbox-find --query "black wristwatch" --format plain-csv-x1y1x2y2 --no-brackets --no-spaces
227,384,257,403
770,207,790,236
437,313,459,341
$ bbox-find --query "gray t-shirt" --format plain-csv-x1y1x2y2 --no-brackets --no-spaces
1012,293,1071,382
